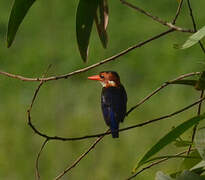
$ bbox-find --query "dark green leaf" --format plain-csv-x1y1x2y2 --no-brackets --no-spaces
7,0,35,47
195,127,205,160
95,0,108,48
168,80,197,87
76,0,99,62
133,114,205,172
174,26,205,49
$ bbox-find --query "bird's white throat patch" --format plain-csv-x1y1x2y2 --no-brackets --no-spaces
108,80,116,86
100,80,116,87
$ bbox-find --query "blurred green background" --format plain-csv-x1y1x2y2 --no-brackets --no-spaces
0,0,205,179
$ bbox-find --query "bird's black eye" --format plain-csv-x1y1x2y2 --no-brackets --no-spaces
100,74,104,78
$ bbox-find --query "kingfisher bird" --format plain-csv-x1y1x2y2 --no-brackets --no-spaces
88,71,127,138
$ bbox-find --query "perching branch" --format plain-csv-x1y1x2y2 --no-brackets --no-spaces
27,72,202,141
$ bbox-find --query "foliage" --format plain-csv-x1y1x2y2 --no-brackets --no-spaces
0,0,205,180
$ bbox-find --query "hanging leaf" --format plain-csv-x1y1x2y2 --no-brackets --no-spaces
155,171,173,180
195,127,205,160
174,26,205,49
76,0,99,62
133,114,205,172
7,0,35,48
95,0,109,48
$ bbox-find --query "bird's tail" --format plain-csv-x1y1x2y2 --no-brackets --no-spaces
110,112,119,138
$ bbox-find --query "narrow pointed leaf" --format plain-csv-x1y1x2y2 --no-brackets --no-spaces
7,0,35,47
76,0,99,62
145,154,198,165
95,0,108,48
174,26,205,49
168,80,197,87
133,114,205,172
195,127,205,160
191,160,205,171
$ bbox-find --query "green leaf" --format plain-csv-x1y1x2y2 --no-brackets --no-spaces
195,127,205,160
95,0,108,48
155,171,173,180
145,155,198,165
133,114,205,172
76,0,99,62
176,170,204,180
7,0,35,47
168,80,197,87
174,26,205,49
191,160,205,171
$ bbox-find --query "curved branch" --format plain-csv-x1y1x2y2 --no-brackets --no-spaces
0,29,174,82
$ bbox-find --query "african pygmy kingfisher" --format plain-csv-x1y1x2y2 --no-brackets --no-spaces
88,71,127,138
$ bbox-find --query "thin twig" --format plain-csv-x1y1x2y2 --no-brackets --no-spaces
187,90,204,155
186,0,205,53
172,0,184,24
0,29,175,82
126,72,200,115
120,0,194,33
126,150,192,180
54,129,109,180
36,139,49,180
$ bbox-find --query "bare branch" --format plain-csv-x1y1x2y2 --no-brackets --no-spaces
126,72,201,115
172,0,184,24
0,29,175,82
120,0,194,33
36,139,49,180
54,129,109,180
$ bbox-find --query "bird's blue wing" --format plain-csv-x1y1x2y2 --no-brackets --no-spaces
101,86,127,138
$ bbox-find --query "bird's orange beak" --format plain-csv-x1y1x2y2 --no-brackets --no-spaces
88,75,101,81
